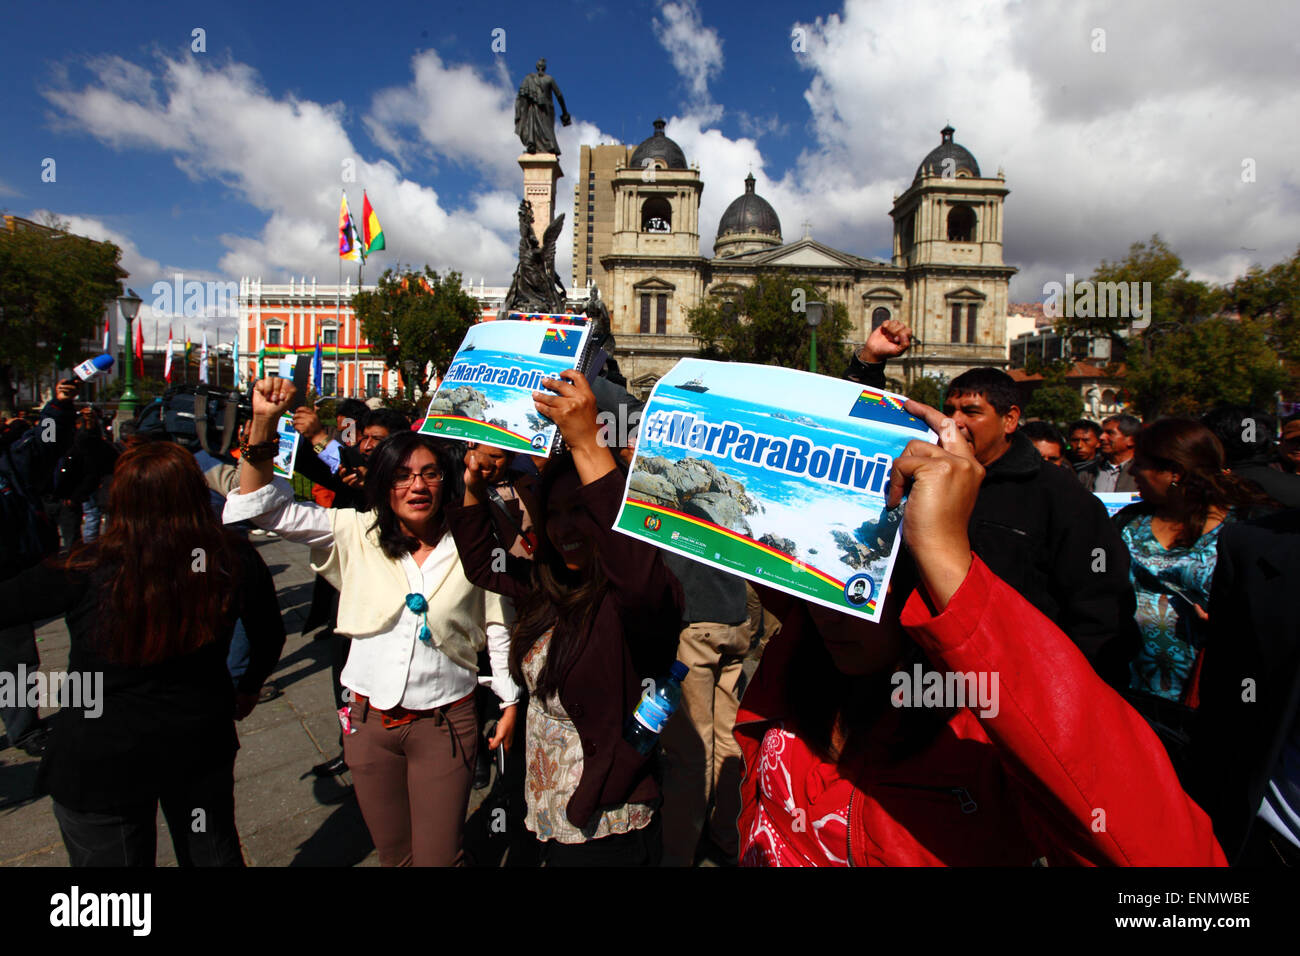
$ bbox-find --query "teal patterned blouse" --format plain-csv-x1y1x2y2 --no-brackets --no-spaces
1121,512,1231,702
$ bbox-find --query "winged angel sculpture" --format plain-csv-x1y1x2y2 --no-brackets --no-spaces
503,200,567,314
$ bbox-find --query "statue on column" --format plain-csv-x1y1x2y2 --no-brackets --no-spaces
503,200,567,314
514,58,571,155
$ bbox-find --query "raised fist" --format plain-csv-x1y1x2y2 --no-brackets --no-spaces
251,377,297,421
860,320,914,364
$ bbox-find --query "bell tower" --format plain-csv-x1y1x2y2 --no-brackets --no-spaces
610,119,703,258
889,126,1016,381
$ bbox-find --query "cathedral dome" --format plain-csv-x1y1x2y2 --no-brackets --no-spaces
629,118,688,170
914,125,981,180
714,174,781,256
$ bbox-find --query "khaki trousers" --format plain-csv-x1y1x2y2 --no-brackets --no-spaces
659,620,753,865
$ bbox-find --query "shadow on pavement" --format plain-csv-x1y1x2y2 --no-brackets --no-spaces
289,789,374,866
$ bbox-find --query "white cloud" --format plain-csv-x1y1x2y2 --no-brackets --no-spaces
362,52,621,287
44,53,521,290
39,0,1299,327
659,0,1299,306
782,0,1300,299
653,0,724,121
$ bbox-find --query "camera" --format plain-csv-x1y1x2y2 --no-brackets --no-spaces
135,383,253,458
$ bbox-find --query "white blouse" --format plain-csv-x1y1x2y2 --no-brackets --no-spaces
224,480,518,712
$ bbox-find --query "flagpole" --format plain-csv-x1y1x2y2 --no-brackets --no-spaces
334,266,341,397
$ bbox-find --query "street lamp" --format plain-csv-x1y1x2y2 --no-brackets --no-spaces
806,300,825,373
116,288,142,417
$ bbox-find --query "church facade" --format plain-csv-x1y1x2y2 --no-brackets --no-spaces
574,122,1016,396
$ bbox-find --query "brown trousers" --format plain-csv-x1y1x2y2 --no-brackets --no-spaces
343,694,478,866
659,620,753,866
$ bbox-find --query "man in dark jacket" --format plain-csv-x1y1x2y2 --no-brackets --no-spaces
1202,405,1300,510
1187,509,1300,865
941,369,1138,686
846,344,1137,685
0,380,79,756
65,408,120,541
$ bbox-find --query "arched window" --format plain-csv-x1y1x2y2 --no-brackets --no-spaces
947,205,975,242
899,214,915,256
871,306,891,331
641,197,672,233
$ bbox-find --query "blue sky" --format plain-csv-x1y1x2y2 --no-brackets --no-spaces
3,0,1297,342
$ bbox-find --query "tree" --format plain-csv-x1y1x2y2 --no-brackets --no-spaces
1054,235,1223,361
351,267,481,399
1024,360,1083,423
0,222,123,413
903,373,950,409
1230,245,1300,397
687,271,854,375
1127,315,1285,417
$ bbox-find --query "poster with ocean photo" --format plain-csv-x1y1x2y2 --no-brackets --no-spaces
417,313,592,456
614,358,936,621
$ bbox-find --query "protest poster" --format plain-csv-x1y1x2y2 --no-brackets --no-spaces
418,312,594,456
272,414,299,480
1095,491,1143,517
614,359,935,621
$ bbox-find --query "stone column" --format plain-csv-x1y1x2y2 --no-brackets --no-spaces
518,152,564,247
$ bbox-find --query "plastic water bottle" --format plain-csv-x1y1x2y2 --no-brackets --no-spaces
72,354,114,381
624,661,689,755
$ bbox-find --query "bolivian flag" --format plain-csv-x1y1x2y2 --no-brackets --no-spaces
362,191,385,254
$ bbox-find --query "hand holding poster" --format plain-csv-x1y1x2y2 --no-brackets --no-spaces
272,414,299,480
418,313,594,456
614,359,936,621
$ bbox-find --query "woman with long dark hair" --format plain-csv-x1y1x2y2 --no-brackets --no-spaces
734,404,1225,866
1116,417,1274,703
0,440,285,866
446,370,684,866
224,378,518,866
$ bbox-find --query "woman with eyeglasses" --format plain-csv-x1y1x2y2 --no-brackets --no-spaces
223,378,519,866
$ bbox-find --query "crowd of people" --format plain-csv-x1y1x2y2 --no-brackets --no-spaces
2,316,1298,868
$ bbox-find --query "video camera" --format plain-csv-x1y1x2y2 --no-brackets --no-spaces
135,355,313,458
135,383,253,458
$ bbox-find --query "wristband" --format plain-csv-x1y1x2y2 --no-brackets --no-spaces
240,437,279,463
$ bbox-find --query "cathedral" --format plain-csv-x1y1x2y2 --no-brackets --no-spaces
572,122,1016,396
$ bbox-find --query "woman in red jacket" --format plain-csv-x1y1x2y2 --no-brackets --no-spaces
736,402,1226,867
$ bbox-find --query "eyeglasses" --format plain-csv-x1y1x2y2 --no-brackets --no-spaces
393,468,444,490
